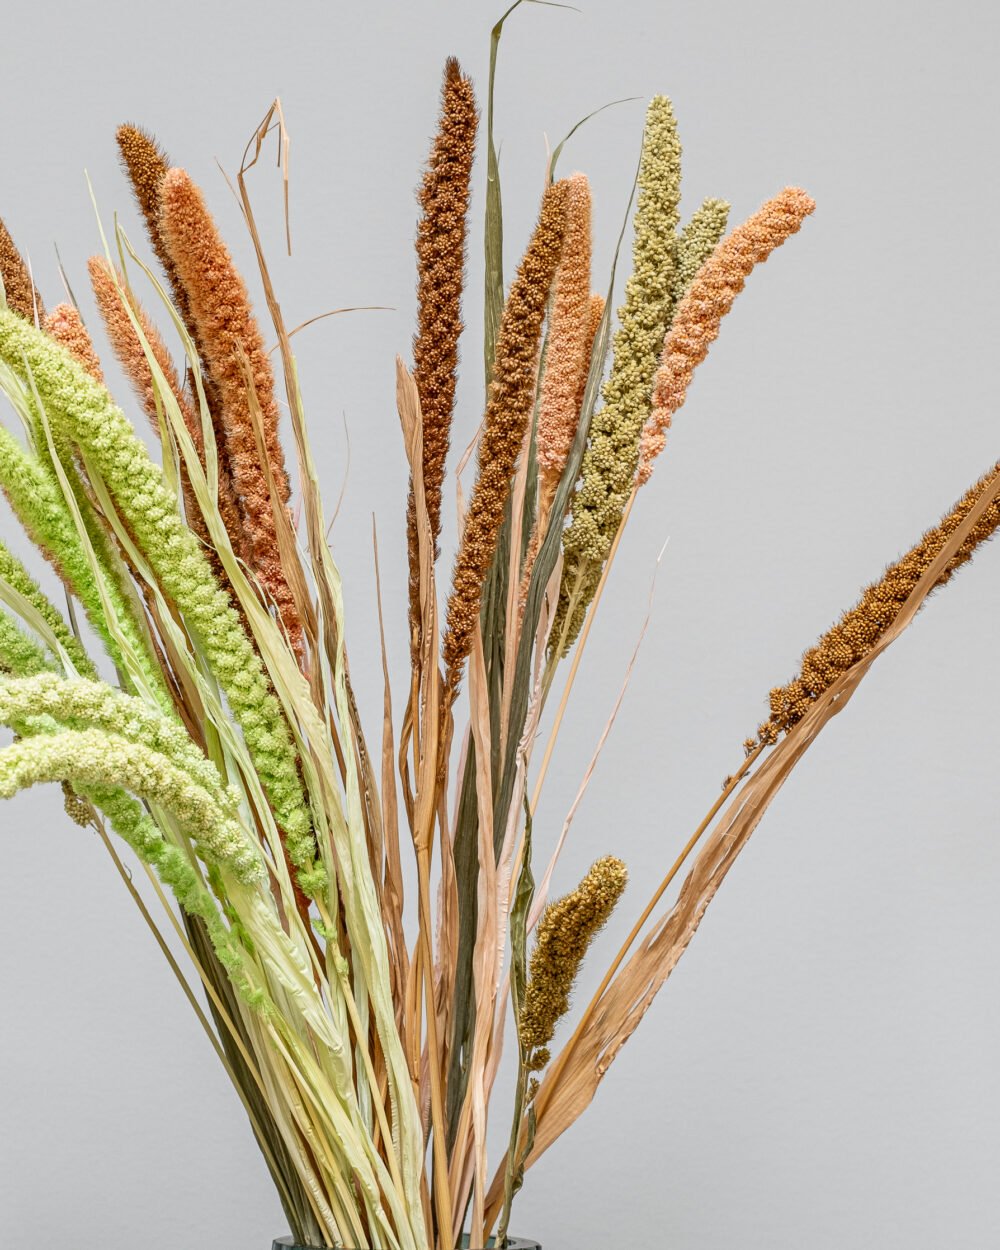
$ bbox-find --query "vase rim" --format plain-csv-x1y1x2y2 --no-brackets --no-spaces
273,1238,540,1250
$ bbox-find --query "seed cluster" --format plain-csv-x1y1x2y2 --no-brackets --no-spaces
637,186,815,484
519,855,627,1069
43,304,104,382
159,168,302,656
753,460,1000,749
553,96,682,653
442,179,568,692
0,216,44,322
408,57,478,652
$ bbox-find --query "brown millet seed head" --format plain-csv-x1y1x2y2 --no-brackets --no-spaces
407,55,478,656
115,124,192,328
0,217,44,323
442,178,569,691
754,460,1000,749
519,855,628,1064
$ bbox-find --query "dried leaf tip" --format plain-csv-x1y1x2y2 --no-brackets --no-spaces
752,458,1000,751
0,217,44,323
519,855,627,1068
442,177,569,693
407,54,478,654
637,186,815,485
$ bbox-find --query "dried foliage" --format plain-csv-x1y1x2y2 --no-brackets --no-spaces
0,29,991,1250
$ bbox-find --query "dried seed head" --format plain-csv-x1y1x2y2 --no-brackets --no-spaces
0,217,44,323
442,178,569,692
536,173,593,492
638,186,815,485
520,855,627,1065
754,460,1000,748
672,197,731,305
553,96,682,653
44,304,103,383
407,56,478,655
158,167,301,656
115,124,192,330
88,256,248,563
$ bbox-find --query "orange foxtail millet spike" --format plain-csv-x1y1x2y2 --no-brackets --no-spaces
407,56,478,658
519,177,594,608
637,186,815,485
43,304,103,383
442,179,569,693
752,460,1000,750
0,217,44,323
157,167,302,657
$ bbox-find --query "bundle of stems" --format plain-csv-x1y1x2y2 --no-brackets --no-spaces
1,20,997,1249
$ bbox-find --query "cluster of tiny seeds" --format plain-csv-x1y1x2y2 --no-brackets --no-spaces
408,55,478,643
158,168,302,657
753,460,1000,749
442,178,569,692
115,125,192,328
637,186,815,485
0,310,320,891
88,256,242,563
519,855,628,1069
0,608,51,677
672,197,731,305
0,539,96,678
0,673,235,809
552,96,682,654
43,304,104,382
535,173,594,490
0,216,44,322
0,411,156,685
0,727,263,882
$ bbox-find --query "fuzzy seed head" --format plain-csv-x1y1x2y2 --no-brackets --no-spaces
519,855,627,1064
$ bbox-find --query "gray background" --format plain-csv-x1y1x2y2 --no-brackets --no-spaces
1,1,998,1246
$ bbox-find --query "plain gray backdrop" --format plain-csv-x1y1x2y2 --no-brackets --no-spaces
1,1,998,1246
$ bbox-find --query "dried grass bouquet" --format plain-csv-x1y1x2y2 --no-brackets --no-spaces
1,8,996,1248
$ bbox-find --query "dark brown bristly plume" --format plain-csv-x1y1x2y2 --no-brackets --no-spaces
442,179,569,694
407,57,478,658
0,218,44,322
753,460,1000,750
115,124,192,328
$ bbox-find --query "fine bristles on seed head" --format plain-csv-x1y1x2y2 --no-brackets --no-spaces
0,217,44,323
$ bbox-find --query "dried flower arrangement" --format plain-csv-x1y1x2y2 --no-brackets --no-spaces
0,11,997,1249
